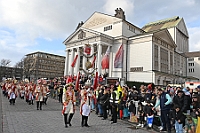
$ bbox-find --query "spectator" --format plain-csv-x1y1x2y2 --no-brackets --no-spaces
172,105,185,133
153,88,172,133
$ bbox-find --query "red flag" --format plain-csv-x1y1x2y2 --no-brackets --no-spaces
93,71,98,90
75,71,80,91
114,44,123,68
91,56,96,67
71,55,78,67
66,76,72,84
101,46,110,69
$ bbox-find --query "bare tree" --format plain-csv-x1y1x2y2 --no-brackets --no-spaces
0,59,11,66
14,57,24,68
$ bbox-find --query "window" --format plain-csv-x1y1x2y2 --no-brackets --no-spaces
128,25,135,32
189,68,194,73
188,63,195,66
188,58,194,61
104,25,112,31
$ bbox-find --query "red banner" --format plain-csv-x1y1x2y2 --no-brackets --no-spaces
84,46,91,55
101,46,110,69
71,55,78,67
114,44,123,68
75,71,80,91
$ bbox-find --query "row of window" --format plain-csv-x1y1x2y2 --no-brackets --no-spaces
29,54,64,60
104,25,112,31
39,60,64,65
188,63,194,66
104,24,136,32
38,65,64,70
188,68,194,73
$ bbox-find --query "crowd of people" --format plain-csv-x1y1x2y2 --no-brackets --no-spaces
1,79,50,110
1,75,200,133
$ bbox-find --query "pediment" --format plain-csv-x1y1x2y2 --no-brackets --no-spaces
153,29,176,48
82,12,122,29
63,28,100,44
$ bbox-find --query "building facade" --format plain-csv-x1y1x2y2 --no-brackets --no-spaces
183,51,200,81
63,8,190,85
24,51,65,80
0,66,23,81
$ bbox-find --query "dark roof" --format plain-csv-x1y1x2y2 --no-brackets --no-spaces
142,16,181,32
183,51,200,58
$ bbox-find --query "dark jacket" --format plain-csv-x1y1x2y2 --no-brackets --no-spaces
100,93,109,106
160,92,171,110
182,94,192,112
172,110,185,124
144,104,154,116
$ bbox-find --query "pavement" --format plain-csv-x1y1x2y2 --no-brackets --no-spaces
0,91,159,133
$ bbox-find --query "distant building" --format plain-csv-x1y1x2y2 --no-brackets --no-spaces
63,8,193,86
0,66,23,81
183,51,200,81
24,51,65,80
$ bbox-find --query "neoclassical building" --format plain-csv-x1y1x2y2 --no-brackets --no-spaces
63,8,190,86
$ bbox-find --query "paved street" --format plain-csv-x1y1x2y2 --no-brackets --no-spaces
1,92,158,133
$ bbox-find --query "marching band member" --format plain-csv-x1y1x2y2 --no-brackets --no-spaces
80,80,92,127
9,81,18,105
62,83,76,128
43,80,50,105
35,79,44,110
28,82,35,105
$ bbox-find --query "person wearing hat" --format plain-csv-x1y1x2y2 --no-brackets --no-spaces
80,82,93,127
152,88,172,132
34,79,45,110
62,83,76,128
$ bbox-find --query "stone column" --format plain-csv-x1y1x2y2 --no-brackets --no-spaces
90,45,94,62
158,46,161,71
82,46,86,72
64,49,69,76
75,47,81,75
70,48,75,75
97,44,102,75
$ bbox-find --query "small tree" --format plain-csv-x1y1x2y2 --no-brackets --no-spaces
0,59,11,66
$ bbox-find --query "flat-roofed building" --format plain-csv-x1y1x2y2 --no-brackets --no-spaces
24,51,65,80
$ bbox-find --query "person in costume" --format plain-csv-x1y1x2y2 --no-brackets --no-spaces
43,80,50,105
35,79,44,110
80,80,92,127
8,82,17,105
62,83,76,128
28,83,35,105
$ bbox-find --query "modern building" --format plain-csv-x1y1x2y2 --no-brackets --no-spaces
24,51,65,80
183,51,200,81
63,8,192,85
0,66,23,81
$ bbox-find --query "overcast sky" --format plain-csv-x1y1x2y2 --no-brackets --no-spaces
0,0,200,66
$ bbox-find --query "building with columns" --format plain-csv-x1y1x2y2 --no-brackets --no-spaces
63,8,192,86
